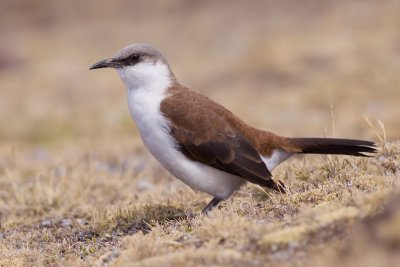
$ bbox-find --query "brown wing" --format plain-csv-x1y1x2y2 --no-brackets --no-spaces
160,87,284,192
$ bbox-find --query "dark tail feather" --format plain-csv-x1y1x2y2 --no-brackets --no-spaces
288,138,377,157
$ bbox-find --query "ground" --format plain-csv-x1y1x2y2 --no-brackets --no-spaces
0,0,399,266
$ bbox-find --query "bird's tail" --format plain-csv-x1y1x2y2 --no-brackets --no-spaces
286,137,377,156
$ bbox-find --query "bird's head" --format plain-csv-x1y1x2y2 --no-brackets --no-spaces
90,43,174,90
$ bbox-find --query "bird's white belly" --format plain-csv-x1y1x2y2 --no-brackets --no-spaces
126,88,244,199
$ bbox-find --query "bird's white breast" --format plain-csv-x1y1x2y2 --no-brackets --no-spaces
117,61,245,199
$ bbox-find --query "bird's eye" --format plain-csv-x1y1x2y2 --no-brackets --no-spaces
122,54,141,66
130,54,140,63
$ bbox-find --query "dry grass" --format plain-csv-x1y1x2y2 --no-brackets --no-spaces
0,141,399,266
1,0,400,266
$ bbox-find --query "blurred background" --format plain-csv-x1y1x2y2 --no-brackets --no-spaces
1,0,399,148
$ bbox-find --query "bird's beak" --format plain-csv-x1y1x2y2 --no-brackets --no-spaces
89,58,122,70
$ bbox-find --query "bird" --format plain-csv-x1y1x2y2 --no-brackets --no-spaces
89,43,377,214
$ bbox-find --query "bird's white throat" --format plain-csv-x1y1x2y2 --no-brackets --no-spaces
116,60,173,93
116,59,173,145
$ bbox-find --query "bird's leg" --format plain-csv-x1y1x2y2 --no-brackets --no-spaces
202,197,223,214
